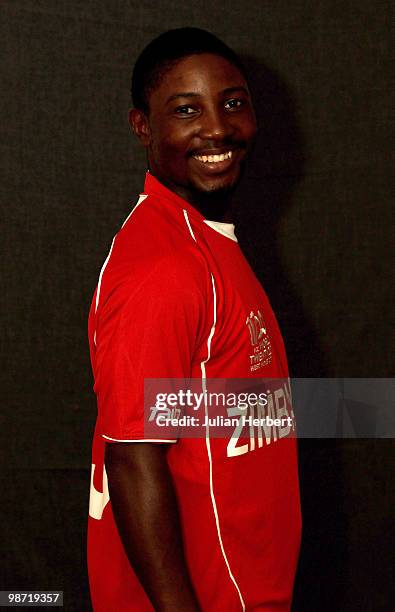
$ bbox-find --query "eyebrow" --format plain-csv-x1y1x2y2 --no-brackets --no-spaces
166,92,201,104
222,86,249,96
166,86,249,105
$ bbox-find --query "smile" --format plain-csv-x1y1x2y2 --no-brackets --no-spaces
192,150,233,163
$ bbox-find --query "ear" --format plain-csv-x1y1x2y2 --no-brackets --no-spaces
128,108,151,147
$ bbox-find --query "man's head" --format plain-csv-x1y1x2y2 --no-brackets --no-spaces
129,28,257,209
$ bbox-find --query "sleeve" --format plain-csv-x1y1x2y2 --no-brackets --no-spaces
92,256,209,442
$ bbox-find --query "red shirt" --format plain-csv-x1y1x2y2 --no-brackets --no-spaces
88,173,301,611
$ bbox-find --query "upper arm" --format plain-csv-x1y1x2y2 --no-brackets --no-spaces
105,441,168,475
92,255,210,442
104,442,179,526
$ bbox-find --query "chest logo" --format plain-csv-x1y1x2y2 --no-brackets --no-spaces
246,310,272,371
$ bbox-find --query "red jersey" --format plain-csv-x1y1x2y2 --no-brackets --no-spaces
87,172,301,611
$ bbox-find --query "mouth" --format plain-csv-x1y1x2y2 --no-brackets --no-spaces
193,149,233,163
190,148,240,174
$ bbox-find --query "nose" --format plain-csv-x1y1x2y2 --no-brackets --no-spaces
198,106,234,141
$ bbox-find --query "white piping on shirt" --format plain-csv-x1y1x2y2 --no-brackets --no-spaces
120,194,147,228
183,205,246,611
183,209,197,242
95,235,116,315
102,435,176,443
93,194,148,344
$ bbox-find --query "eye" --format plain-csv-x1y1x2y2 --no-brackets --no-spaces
174,105,198,116
224,98,245,111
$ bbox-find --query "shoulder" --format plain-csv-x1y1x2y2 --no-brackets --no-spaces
96,194,210,313
114,193,205,261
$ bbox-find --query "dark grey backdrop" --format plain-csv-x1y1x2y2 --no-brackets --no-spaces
2,1,393,610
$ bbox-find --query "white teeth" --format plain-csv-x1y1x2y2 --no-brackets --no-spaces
193,150,233,163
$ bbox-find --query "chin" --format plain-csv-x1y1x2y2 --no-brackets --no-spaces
194,175,240,196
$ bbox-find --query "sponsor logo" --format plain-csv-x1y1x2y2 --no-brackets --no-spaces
246,310,267,345
246,310,272,371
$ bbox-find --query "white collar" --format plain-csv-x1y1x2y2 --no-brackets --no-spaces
203,220,238,242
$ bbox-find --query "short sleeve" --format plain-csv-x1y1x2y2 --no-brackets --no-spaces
92,256,208,442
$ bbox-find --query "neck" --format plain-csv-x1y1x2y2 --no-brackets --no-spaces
149,170,234,222
179,187,234,222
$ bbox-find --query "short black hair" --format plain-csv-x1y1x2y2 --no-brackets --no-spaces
131,27,247,114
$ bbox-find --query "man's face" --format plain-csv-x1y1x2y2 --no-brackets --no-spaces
130,53,257,201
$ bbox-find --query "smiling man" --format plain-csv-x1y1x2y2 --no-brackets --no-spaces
130,51,256,215
87,28,301,611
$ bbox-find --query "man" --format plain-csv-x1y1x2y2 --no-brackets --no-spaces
88,28,301,611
